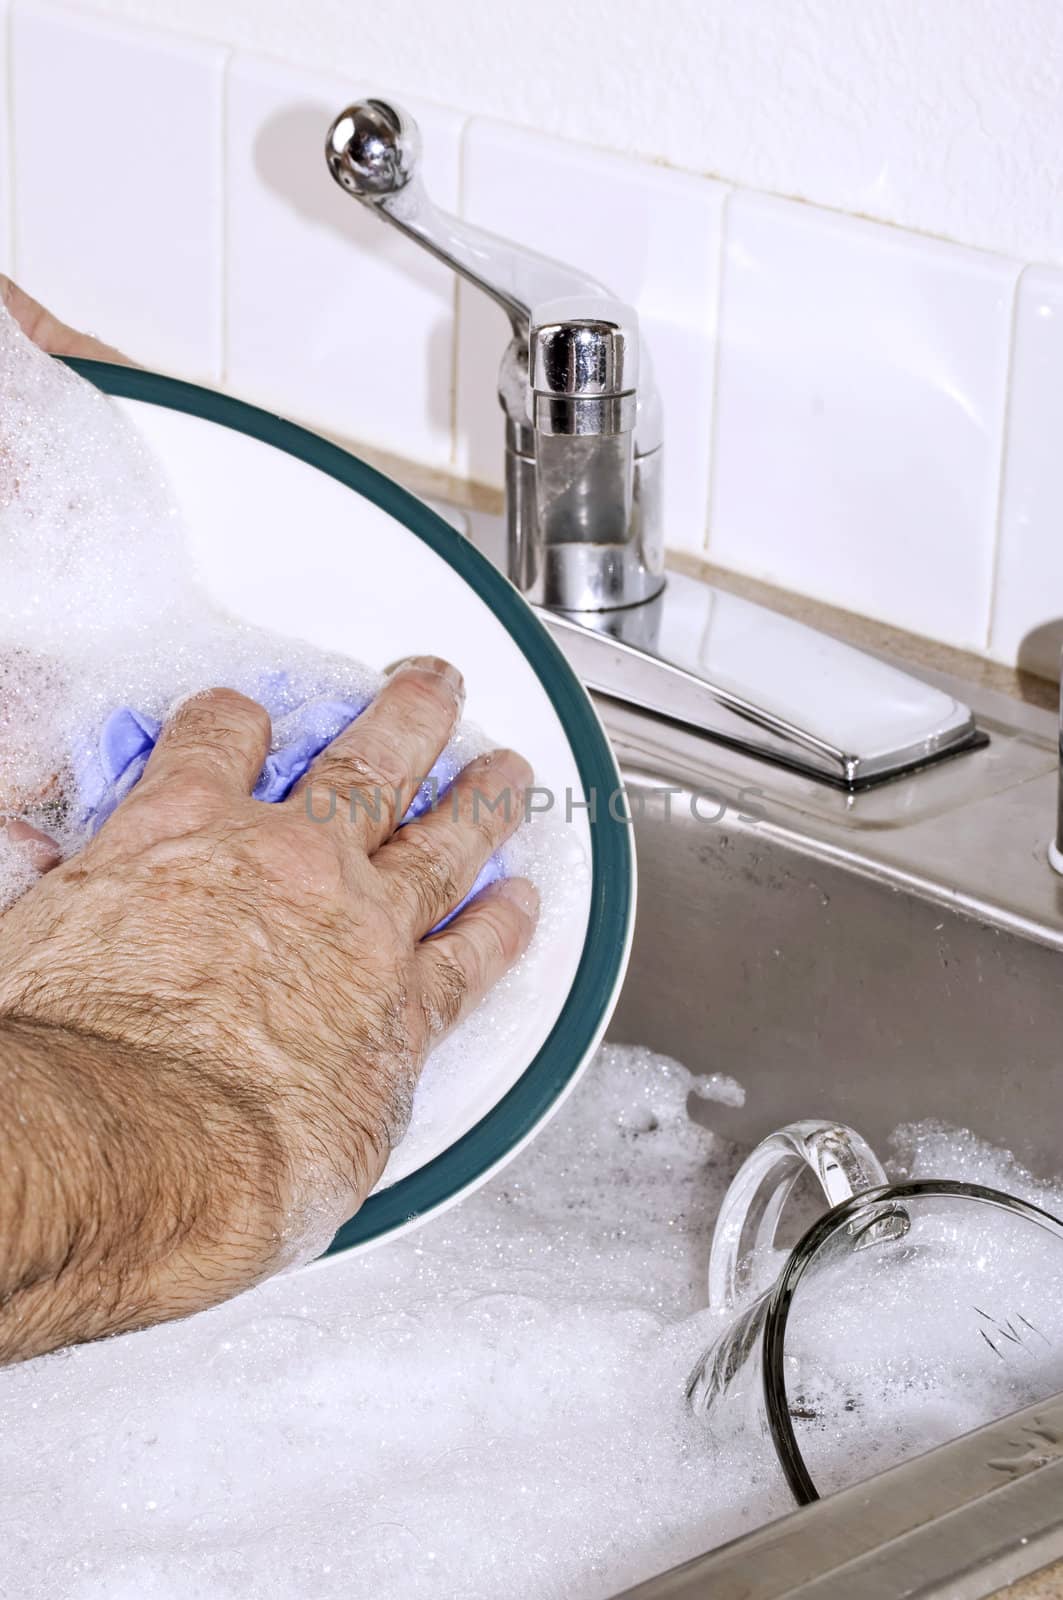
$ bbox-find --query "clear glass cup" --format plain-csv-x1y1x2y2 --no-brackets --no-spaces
688,1122,1063,1504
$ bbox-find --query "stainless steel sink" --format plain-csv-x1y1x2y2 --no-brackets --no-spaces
591,667,1063,1599
331,127,1063,1584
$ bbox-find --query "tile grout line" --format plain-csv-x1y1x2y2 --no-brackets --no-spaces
984,265,1025,658
5,1,16,278
216,45,232,388
448,113,470,476
700,186,734,563
6,4,1047,281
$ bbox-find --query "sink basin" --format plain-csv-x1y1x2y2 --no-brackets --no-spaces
590,668,1063,1598
607,674,1063,1172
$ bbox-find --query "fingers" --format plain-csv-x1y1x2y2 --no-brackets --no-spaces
417,878,539,1038
1,819,61,875
1,275,132,364
377,748,531,936
139,689,272,800
289,657,463,854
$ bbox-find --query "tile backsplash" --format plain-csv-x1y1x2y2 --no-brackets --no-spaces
990,266,1063,681
455,120,728,556
2,0,1062,676
9,1,226,379
225,55,462,467
709,195,1019,652
0,0,9,271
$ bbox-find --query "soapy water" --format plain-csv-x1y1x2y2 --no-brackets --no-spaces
0,300,588,1186
2,1040,1062,1599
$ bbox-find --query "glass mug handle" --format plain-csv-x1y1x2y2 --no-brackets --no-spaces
708,1119,890,1312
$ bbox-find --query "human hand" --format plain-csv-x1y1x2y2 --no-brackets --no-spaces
0,662,537,1358
0,273,131,363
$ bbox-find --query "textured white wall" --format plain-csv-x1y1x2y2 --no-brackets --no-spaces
69,0,1063,263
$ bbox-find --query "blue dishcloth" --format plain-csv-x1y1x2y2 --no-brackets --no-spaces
73,693,500,929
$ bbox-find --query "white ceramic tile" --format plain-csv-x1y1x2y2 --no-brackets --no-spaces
709,193,1020,651
456,119,728,555
225,55,462,466
0,1,11,276
989,265,1063,677
10,1,224,378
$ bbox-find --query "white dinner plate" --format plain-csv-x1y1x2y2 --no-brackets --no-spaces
70,359,636,1258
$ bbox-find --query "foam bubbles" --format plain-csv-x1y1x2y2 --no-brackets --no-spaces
2,1041,1061,1596
0,1045,757,1600
0,300,377,878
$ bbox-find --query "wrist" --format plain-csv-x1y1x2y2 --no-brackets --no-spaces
0,1017,286,1359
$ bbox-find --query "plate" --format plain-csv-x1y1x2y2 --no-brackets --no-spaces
66,359,635,1257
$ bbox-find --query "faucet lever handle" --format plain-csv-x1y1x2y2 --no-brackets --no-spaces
326,99,609,344
325,97,420,198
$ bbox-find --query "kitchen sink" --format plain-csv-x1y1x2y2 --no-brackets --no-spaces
591,666,1063,1599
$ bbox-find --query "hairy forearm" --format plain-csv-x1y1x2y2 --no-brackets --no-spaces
0,1018,283,1363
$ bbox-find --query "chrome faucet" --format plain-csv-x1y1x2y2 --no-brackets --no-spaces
326,98,985,789
326,98,661,612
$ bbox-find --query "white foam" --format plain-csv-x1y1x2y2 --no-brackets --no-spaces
0,1045,753,1599
2,1040,1061,1596
0,300,587,1191
0,300,377,875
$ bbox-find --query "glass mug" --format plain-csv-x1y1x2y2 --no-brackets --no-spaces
687,1120,1063,1503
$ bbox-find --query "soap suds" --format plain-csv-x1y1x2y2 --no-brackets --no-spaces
0,300,587,1187
0,1045,757,1600
2,1042,1060,1598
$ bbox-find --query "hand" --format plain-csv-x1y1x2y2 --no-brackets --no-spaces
0,663,537,1360
0,273,131,363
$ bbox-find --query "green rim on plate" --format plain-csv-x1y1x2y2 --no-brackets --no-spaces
62,358,634,1257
